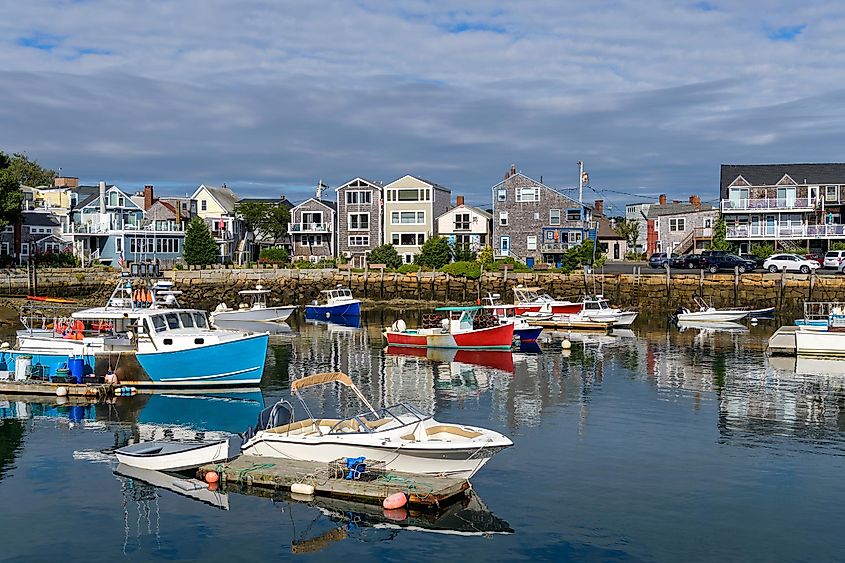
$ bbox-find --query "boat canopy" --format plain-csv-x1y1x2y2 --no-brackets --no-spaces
238,289,271,295
291,371,355,391
435,306,483,312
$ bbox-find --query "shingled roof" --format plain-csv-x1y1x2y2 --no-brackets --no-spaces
720,163,845,190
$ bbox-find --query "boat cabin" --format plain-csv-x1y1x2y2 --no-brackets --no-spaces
321,287,355,305
237,286,271,310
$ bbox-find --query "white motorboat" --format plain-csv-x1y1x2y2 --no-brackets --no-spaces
240,372,513,478
674,297,749,323
114,464,230,510
115,436,240,471
210,285,296,324
512,285,582,315
576,295,638,327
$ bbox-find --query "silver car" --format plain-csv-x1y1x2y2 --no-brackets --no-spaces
824,250,845,269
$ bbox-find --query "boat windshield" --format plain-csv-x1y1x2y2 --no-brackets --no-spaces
326,402,429,434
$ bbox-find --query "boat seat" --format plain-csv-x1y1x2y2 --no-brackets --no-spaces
400,434,416,442
130,445,164,455
362,418,394,430
425,425,482,439
267,418,317,435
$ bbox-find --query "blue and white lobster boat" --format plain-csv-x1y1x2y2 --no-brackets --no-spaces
305,287,361,319
2,277,269,387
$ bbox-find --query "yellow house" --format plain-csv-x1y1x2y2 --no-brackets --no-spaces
190,184,250,264
383,175,451,263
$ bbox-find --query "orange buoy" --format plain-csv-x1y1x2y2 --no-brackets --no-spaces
382,492,407,510
204,471,219,484
383,508,408,521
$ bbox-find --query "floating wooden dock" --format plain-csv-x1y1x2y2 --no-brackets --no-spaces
526,318,612,332
197,455,470,509
767,325,798,355
0,380,113,397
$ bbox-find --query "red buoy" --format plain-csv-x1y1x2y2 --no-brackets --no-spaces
382,492,407,510
204,471,219,484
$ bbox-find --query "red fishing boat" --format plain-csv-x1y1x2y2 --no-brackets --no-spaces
384,307,514,350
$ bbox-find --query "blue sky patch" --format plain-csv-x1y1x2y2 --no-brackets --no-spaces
694,2,715,11
766,24,806,41
16,32,64,51
447,21,506,34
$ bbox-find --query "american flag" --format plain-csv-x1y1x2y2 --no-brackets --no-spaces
117,252,124,267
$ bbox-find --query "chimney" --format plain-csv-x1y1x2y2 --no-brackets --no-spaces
672,199,680,204
54,176,79,189
143,185,154,210
456,195,465,206
659,194,667,205
99,181,106,214
504,164,517,180
691,194,701,210
594,199,604,216
175,199,182,225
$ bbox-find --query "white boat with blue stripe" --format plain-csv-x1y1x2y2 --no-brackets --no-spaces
5,276,269,387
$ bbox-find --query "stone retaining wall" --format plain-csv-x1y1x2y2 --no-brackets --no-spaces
0,267,838,315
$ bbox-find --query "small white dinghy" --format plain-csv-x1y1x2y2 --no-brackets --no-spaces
674,296,749,323
211,285,297,323
114,463,230,510
115,436,240,471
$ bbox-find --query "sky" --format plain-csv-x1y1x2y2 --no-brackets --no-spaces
1,1,843,213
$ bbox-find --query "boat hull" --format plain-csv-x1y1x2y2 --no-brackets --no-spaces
305,301,361,318
676,311,748,322
796,330,845,357
241,438,508,478
580,311,639,327
385,323,514,350
514,327,543,342
115,439,234,471
211,306,295,323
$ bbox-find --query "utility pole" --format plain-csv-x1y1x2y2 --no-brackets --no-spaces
578,160,584,204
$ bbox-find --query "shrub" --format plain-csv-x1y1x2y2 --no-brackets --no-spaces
415,236,451,269
830,242,845,251
749,243,774,260
294,258,335,269
440,260,482,279
491,257,531,273
451,244,477,263
398,263,419,274
368,244,402,269
476,246,494,266
258,247,289,264
34,251,79,268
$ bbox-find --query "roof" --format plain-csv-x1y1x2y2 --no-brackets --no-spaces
236,196,294,209
335,177,384,190
720,163,845,190
193,184,239,212
23,212,60,227
645,202,713,218
292,197,336,212
386,174,451,193
490,171,585,209
438,204,492,220
596,216,624,239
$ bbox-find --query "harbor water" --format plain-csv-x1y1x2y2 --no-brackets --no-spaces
2,309,845,561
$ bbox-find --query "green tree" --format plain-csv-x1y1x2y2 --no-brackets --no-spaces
415,236,452,269
235,201,270,233
183,217,220,265
451,242,477,262
260,206,290,242
476,245,494,266
613,218,640,250
368,244,402,269
0,152,56,228
708,216,732,251
749,242,774,260
830,242,845,251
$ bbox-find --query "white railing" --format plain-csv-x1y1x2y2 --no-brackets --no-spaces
727,224,845,239
289,222,332,233
65,223,184,235
721,198,813,211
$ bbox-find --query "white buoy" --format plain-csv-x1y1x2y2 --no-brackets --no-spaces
55,386,68,397
561,349,572,358
561,339,572,350
291,482,315,496
751,318,759,325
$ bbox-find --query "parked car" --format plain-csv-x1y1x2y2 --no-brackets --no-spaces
648,253,678,268
670,254,701,269
805,253,824,266
823,250,845,269
762,254,822,274
739,253,766,269
701,254,757,274
700,250,728,258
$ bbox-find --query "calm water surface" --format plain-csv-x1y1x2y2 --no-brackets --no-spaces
2,310,845,562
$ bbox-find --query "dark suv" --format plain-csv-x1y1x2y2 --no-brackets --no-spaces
670,254,701,269
701,253,757,273
648,253,678,268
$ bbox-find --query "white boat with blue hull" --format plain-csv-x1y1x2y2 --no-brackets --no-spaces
5,277,269,387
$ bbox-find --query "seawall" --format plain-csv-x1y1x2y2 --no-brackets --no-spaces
0,266,841,316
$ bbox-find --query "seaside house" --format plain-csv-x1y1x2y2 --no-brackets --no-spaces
191,184,251,264
289,190,337,262
653,197,717,255
592,200,628,261
383,175,451,264
1,212,68,265
236,195,294,259
336,178,384,267
491,165,594,267
720,163,845,253
435,196,492,255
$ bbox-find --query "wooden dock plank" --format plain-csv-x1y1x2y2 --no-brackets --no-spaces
526,319,611,332
0,380,112,397
198,455,469,509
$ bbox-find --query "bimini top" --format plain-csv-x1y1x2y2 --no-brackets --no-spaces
291,371,355,392
434,306,483,312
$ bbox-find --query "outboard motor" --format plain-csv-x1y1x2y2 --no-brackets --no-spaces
242,400,293,441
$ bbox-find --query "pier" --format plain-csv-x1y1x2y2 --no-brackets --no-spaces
197,455,470,509
0,380,114,397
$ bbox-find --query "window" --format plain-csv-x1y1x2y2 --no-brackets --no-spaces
497,188,507,202
392,233,400,245
549,209,561,226
669,218,686,232
499,212,508,226
115,238,123,253
403,254,414,264
627,206,636,215
193,312,208,329
826,185,839,203
348,213,369,230
305,235,323,246
566,209,581,221
395,189,420,202
346,190,372,205
348,235,370,246
545,231,554,240
704,218,712,229
526,235,537,251
152,315,167,332
165,313,180,329
499,236,510,254
109,192,118,206
20,243,29,256
570,231,583,243
391,211,424,224
533,212,540,220
516,187,539,202
302,211,323,225
454,213,470,230
201,200,207,211
393,233,425,246
179,313,195,328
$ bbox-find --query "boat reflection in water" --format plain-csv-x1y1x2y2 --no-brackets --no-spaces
675,320,748,334
386,345,515,374
114,463,229,510
305,315,362,330
211,320,293,336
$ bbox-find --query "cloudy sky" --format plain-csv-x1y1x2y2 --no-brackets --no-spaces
1,1,841,212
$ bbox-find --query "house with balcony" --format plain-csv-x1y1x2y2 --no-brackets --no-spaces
336,177,384,267
435,196,491,255
491,165,594,267
290,197,336,261
383,175,451,264
191,184,251,264
647,195,715,255
721,163,845,253
1,212,69,265
65,182,186,267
